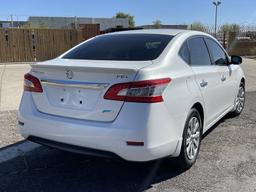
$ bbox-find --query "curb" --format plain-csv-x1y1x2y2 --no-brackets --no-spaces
0,63,32,67
0,62,35,65
0,141,40,164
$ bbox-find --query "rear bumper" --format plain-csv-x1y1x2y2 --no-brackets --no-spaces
27,136,120,159
18,92,183,161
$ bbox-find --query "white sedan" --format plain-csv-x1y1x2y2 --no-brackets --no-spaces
18,29,245,169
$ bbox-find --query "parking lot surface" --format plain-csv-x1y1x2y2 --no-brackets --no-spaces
0,59,255,191
0,64,30,111
0,110,22,148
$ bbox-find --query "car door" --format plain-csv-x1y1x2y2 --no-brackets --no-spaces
187,37,223,126
204,38,237,112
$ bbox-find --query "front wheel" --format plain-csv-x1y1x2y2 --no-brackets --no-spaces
230,82,245,117
177,108,203,170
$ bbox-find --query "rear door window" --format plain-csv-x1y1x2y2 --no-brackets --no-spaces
62,34,173,61
187,37,212,66
205,38,228,65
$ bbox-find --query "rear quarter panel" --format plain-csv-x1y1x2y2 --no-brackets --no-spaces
134,40,204,146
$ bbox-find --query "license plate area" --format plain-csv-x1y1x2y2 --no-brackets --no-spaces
48,86,100,110
41,80,107,111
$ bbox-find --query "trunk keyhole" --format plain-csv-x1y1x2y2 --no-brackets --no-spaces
61,98,64,102
80,100,82,104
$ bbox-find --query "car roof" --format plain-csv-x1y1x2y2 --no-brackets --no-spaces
102,29,207,37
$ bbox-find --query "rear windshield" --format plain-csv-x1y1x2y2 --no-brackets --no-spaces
62,34,173,61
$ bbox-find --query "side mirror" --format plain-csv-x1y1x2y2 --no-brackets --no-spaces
230,55,242,65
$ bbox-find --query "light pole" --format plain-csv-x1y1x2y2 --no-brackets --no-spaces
213,0,221,36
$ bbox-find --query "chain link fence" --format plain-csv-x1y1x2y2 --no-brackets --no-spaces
190,24,256,56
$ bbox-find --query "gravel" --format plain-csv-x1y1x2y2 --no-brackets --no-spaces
0,110,23,148
0,92,255,192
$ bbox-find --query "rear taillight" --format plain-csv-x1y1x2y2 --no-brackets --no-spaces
24,73,43,93
104,78,171,103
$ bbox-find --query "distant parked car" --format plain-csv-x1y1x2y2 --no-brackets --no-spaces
18,29,245,169
236,36,251,41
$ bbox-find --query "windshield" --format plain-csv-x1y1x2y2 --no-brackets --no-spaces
62,34,173,61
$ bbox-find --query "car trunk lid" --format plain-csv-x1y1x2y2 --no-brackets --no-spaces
29,59,152,122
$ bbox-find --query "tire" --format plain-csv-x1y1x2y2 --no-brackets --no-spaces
230,82,245,117
177,108,203,170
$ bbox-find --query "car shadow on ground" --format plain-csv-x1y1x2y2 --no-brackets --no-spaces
1,146,188,192
0,114,236,192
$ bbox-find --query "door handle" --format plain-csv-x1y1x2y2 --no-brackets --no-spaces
221,76,226,82
200,80,208,88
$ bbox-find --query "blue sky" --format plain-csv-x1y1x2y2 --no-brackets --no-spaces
0,0,256,26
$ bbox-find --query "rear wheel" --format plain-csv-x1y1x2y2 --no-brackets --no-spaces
230,82,245,117
177,108,202,170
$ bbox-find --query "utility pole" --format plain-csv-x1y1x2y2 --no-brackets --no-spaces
10,14,14,28
213,1,221,36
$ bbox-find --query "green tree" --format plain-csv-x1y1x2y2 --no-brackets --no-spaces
220,24,240,33
114,12,135,28
152,20,162,29
190,22,206,32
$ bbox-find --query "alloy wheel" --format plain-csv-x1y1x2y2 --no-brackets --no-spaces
235,86,245,114
185,117,200,160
